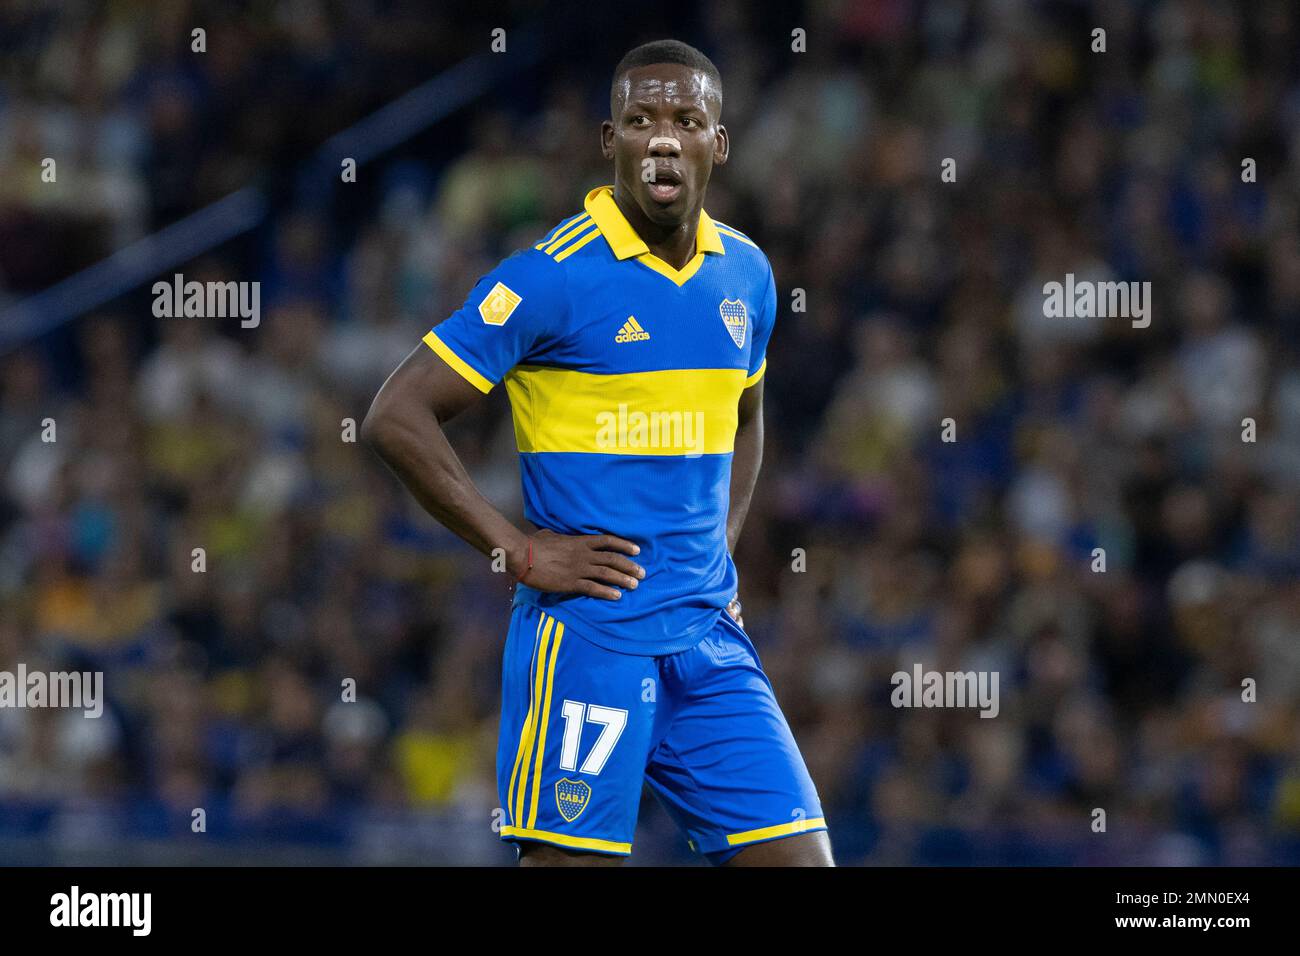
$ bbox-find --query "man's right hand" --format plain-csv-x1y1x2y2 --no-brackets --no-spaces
513,529,644,600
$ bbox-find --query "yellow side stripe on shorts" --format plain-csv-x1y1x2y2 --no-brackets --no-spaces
527,618,563,828
725,817,827,847
513,615,554,824
501,826,631,855
506,614,545,825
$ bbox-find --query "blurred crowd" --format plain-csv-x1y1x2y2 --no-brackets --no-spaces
2,0,1299,864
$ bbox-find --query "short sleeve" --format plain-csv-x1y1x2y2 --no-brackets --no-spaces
423,250,565,393
744,261,776,388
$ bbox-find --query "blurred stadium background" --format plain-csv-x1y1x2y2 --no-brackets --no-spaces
1,0,1298,865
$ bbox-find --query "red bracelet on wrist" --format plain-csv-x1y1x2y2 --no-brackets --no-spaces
516,536,535,586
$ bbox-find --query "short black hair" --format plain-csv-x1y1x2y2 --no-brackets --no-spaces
610,39,722,116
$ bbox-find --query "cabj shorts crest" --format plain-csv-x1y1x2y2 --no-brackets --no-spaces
497,603,826,862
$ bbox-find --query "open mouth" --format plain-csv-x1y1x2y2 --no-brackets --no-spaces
647,167,683,203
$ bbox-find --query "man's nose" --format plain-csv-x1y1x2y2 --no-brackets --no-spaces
647,133,681,156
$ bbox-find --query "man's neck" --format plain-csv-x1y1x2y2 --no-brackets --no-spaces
611,183,700,270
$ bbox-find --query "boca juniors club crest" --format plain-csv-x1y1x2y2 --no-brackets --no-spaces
719,298,747,348
555,777,592,823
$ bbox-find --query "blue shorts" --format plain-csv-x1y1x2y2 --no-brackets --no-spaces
496,603,826,862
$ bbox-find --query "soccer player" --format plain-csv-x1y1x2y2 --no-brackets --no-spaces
362,39,832,866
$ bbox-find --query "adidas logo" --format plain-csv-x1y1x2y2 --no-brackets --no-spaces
615,316,651,343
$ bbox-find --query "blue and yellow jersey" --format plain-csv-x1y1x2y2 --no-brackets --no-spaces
424,185,775,655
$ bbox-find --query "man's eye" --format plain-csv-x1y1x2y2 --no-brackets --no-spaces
630,116,650,126
680,117,699,128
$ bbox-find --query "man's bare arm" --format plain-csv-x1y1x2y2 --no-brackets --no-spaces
361,345,644,599
727,378,764,554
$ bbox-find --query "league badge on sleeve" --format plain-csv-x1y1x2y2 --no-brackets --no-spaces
719,298,747,347
479,281,522,326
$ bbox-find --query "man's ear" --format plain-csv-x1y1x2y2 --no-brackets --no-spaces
713,123,729,166
601,119,615,160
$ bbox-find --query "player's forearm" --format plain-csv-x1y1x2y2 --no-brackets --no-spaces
362,405,530,574
726,408,763,553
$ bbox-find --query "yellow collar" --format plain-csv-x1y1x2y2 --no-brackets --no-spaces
582,185,723,284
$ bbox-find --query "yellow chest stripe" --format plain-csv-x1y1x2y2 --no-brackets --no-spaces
503,366,744,456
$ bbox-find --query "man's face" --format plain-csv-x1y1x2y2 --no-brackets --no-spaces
603,63,728,226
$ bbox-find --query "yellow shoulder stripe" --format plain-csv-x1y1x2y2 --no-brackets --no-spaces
535,213,588,250
744,358,767,389
542,215,593,254
553,225,601,261
716,226,758,248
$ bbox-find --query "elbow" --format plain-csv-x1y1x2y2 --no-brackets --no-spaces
360,396,396,456
361,389,436,467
